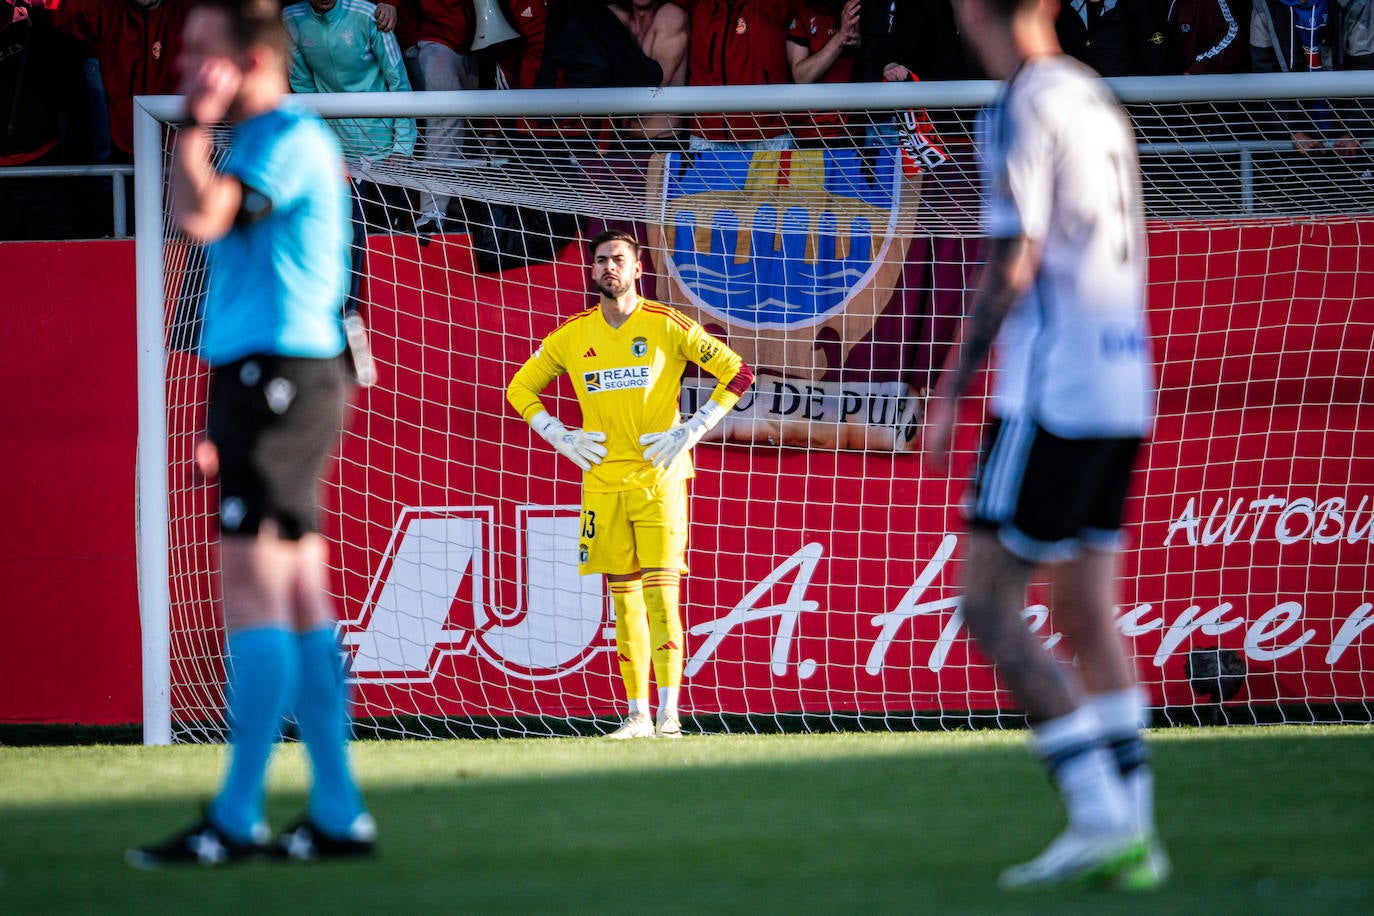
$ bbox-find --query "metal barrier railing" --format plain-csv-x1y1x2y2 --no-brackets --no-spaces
0,134,1363,241
0,164,136,238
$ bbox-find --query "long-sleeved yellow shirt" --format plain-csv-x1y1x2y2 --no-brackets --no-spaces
507,298,753,492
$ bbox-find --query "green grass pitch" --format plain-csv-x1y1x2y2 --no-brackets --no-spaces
3,725,1372,914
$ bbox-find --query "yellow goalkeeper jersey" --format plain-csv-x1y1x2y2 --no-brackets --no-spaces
508,297,748,493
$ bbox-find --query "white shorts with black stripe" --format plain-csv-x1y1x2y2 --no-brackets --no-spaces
967,416,1143,564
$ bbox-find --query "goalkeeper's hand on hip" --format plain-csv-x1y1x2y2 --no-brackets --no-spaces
530,411,607,471
639,401,727,469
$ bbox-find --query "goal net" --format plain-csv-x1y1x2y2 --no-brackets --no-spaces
135,75,1374,743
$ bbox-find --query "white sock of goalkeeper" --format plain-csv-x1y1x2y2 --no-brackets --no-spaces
1032,705,1131,835
658,686,679,720
1083,687,1154,836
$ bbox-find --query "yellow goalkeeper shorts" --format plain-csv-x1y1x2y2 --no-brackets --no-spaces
578,479,689,576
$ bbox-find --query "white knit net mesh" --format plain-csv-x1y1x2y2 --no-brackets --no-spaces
153,83,1374,740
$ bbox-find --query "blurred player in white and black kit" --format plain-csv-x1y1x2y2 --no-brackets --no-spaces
924,0,1167,892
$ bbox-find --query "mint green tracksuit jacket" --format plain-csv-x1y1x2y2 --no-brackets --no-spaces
282,0,416,161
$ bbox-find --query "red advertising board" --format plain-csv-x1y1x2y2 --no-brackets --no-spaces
1,220,1370,727
332,220,1374,723
0,240,142,725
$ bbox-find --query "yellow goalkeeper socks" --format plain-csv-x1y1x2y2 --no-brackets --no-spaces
644,569,684,693
610,578,650,708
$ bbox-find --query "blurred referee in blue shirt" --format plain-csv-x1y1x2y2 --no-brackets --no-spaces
128,0,374,868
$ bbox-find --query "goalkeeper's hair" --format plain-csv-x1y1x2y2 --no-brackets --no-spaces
192,0,289,58
588,228,641,261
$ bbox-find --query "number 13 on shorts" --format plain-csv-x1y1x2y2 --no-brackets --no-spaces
577,482,690,576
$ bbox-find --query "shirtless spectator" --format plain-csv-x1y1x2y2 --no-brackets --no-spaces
612,0,688,138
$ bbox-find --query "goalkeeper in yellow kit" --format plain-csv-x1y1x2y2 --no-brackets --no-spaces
507,229,754,738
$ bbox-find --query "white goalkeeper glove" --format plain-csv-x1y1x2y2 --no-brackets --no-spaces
639,400,727,468
530,411,607,472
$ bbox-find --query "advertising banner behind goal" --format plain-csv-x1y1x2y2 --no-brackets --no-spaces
146,81,1374,740
645,147,940,451
156,219,1374,738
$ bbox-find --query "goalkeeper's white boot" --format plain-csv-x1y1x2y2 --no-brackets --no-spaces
999,826,1147,891
655,711,683,739
605,712,654,740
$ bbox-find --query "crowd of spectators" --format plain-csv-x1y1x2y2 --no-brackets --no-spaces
2,0,1371,240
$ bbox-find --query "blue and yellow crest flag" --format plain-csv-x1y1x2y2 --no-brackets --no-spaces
660,147,904,330
640,141,968,451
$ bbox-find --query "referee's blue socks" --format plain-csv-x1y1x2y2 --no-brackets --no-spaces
294,626,366,836
210,626,298,844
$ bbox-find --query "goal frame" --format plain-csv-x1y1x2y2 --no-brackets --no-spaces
133,72,1374,744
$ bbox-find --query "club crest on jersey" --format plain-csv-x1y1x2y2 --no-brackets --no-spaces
583,365,651,392
655,147,904,331
631,337,648,357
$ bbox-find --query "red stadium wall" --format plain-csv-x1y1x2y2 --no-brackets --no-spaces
1,220,1371,726
0,241,143,724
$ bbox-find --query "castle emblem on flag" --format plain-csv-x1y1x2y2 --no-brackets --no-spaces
655,147,904,332
644,145,932,451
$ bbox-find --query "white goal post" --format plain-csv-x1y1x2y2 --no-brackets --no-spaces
134,73,1374,745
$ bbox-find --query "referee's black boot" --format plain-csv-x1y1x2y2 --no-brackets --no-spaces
277,813,377,862
126,812,273,869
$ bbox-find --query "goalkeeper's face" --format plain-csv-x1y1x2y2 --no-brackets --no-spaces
592,240,642,300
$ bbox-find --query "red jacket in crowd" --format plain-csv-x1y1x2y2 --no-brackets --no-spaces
1168,0,1248,74
385,0,473,54
686,0,801,142
499,0,548,89
415,0,472,52
48,0,187,157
